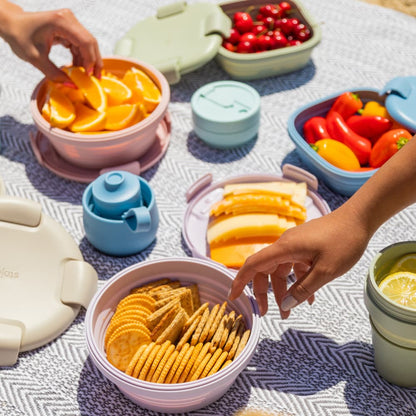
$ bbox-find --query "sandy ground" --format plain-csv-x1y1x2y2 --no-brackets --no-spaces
361,0,416,17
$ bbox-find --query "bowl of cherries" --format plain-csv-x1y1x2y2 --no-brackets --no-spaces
216,0,321,80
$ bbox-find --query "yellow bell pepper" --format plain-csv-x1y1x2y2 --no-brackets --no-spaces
311,139,361,171
360,101,389,118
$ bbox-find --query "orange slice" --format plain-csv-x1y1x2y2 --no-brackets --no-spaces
44,87,76,129
104,104,142,131
64,66,107,112
122,67,161,112
69,102,106,132
101,75,132,106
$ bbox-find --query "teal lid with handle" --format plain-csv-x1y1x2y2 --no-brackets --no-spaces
114,2,231,84
380,76,416,132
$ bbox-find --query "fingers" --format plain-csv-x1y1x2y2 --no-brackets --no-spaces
270,263,293,319
42,9,102,80
252,273,270,316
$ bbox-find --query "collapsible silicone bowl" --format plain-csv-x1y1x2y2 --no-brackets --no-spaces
85,257,261,413
287,88,382,196
216,0,321,80
30,57,170,169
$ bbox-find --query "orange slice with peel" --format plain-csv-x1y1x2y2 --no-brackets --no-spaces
104,104,143,131
43,86,76,129
69,102,106,132
64,66,107,112
101,75,132,106
122,67,161,112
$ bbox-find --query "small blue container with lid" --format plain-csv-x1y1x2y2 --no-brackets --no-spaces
191,80,261,148
82,171,159,256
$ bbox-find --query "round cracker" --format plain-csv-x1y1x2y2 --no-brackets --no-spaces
177,343,203,383
186,342,211,382
200,347,223,379
125,343,148,376
235,329,251,359
106,328,151,372
190,308,209,346
132,342,156,378
198,304,220,344
151,343,176,383
105,322,150,351
138,343,161,380
189,351,212,382
207,350,228,377
165,343,190,384
156,349,179,383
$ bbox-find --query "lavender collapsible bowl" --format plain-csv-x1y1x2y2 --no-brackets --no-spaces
30,57,170,169
85,257,261,413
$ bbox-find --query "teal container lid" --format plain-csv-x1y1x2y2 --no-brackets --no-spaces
381,76,416,132
114,2,231,84
191,81,261,146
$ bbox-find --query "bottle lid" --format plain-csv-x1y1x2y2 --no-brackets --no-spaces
191,80,261,148
381,76,416,132
114,2,231,84
91,171,143,219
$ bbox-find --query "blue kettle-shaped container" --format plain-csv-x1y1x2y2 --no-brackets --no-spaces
82,171,159,256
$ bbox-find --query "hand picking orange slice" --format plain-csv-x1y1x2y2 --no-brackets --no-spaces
104,104,142,131
44,87,76,129
69,102,106,132
101,75,132,106
64,66,107,112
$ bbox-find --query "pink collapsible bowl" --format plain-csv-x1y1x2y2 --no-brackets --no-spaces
30,57,170,169
85,257,261,413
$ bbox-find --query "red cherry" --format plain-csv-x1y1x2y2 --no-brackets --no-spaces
288,39,302,46
257,34,275,51
273,32,288,48
233,11,248,22
253,24,267,36
240,32,257,43
222,41,237,52
296,29,311,41
260,16,275,30
278,2,292,14
237,40,256,53
259,4,279,18
234,13,254,34
227,28,241,44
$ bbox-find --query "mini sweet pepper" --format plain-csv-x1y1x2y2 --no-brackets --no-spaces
346,115,392,143
303,117,330,144
329,92,363,120
369,128,413,168
311,138,361,171
326,110,372,165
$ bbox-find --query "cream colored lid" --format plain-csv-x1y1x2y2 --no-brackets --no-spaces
0,191,97,366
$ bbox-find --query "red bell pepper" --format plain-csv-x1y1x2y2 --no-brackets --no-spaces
369,129,413,168
326,111,372,165
303,117,330,144
329,92,363,120
346,115,392,143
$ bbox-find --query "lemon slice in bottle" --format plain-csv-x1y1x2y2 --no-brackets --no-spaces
378,271,416,309
389,253,416,273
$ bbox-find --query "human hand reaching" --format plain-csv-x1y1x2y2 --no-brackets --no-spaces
229,206,371,318
0,3,102,82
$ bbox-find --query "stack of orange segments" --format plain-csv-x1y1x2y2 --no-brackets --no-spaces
41,66,162,133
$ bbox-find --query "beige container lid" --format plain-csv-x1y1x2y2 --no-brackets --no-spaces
0,185,97,366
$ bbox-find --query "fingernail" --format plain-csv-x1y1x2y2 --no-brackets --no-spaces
227,288,233,300
63,81,77,89
281,295,298,311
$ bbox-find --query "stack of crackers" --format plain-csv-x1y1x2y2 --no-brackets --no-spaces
105,278,251,383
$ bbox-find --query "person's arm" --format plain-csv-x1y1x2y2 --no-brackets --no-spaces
229,135,416,318
0,1,102,82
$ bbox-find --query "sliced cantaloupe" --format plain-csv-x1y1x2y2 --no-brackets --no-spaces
209,194,306,222
210,238,275,268
223,181,307,208
207,213,297,246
